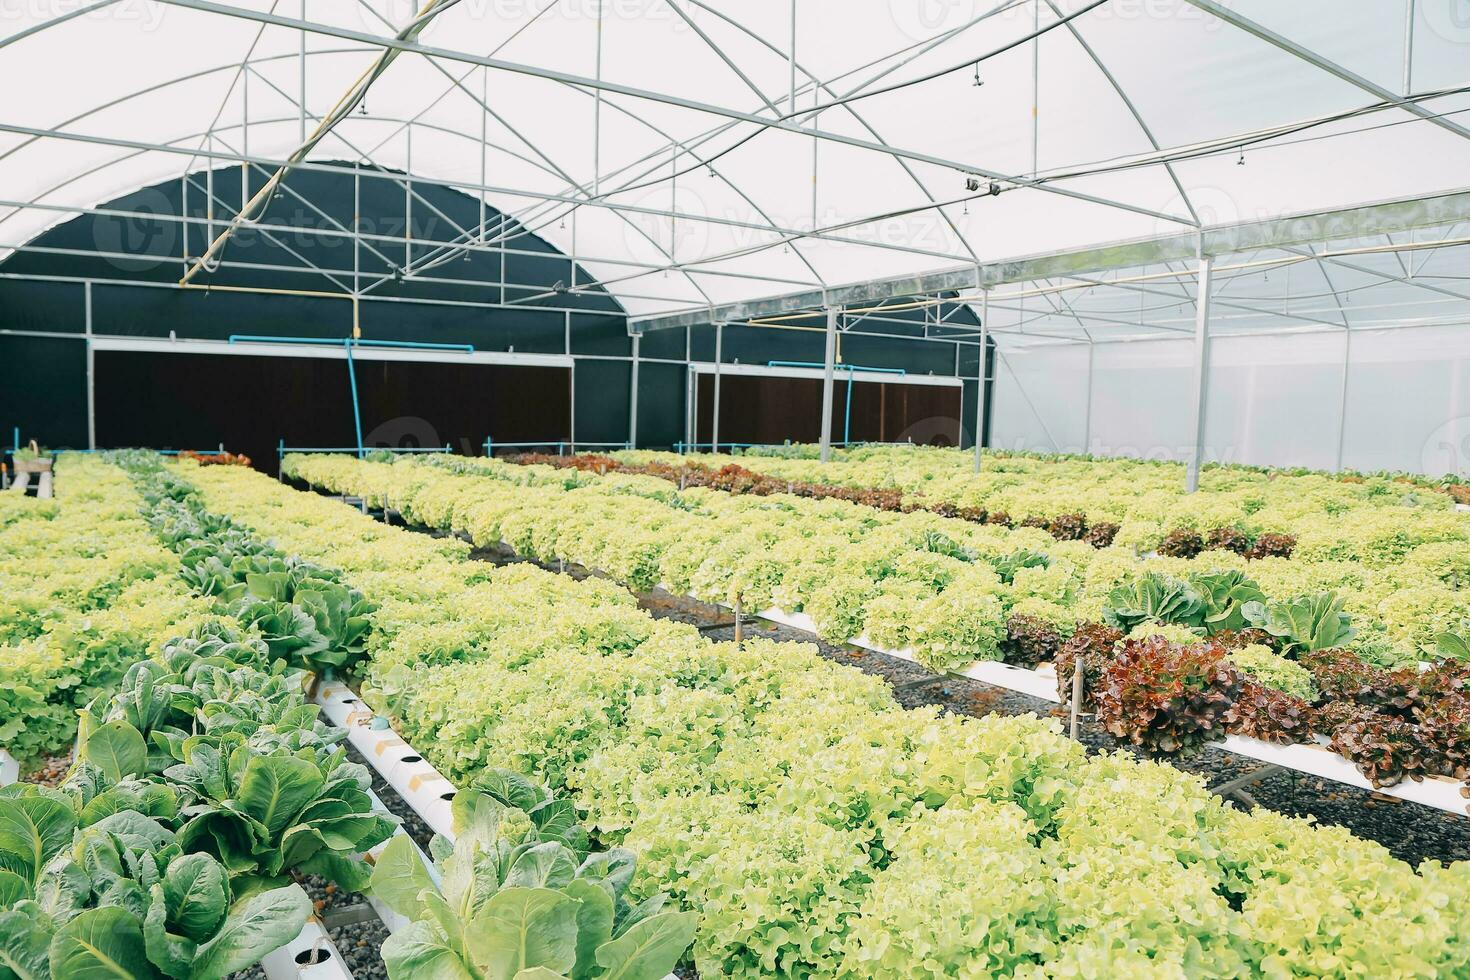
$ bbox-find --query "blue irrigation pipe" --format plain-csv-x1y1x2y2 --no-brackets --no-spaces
279,446,452,454
54,448,227,455
226,334,475,354
346,338,475,353
344,340,364,458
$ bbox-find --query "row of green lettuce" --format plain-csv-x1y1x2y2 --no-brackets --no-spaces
287,453,1470,789
5,454,692,980
0,453,401,978
0,458,212,760
154,453,701,980
291,452,1466,669
621,444,1469,565
192,457,1470,977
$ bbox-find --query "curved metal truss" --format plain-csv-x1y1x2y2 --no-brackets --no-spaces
2,0,1467,328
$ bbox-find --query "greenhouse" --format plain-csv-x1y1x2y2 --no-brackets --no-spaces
5,2,1470,977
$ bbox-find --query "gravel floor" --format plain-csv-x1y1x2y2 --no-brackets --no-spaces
21,753,70,787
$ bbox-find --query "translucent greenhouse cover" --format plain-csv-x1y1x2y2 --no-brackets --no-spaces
1,0,1469,322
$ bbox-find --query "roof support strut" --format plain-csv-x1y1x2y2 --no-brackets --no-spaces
178,0,462,286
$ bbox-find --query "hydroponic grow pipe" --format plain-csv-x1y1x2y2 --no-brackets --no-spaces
310,680,680,980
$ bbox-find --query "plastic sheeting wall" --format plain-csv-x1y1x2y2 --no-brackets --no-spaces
991,325,1470,477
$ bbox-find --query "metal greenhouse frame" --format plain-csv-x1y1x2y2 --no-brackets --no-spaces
3,0,1469,482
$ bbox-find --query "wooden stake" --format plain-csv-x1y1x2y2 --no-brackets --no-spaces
1070,657,1085,740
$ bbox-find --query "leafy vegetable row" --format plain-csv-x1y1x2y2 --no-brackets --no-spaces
515,450,1301,558
0,457,210,760
315,451,1464,668
620,444,1469,568
293,453,1470,790
107,453,691,980
196,458,1470,977
0,452,420,978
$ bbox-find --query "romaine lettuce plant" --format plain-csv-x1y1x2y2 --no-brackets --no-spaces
1102,573,1204,633
1242,593,1355,655
372,776,695,980
0,787,310,980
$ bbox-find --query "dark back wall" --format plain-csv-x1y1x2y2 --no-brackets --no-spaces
93,351,570,474
1,168,990,457
695,375,963,448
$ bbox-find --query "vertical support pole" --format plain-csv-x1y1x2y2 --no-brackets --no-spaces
682,365,693,449
205,136,214,242
1030,0,1039,178
1185,253,1214,493
565,312,575,453
298,0,307,142
85,282,95,450
1335,328,1352,471
180,172,189,263
628,333,641,449
711,323,724,453
1403,0,1416,94
1082,340,1095,454
592,0,603,196
241,65,249,212
404,123,412,272
479,67,487,238
788,0,796,113
819,306,838,462
974,288,989,472
352,164,361,338
734,598,744,648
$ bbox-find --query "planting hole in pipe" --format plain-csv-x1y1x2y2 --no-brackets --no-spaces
343,698,359,705
441,790,457,800
295,949,333,966
402,755,423,763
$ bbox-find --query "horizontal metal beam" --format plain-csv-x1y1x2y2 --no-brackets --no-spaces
630,187,1470,332
687,361,964,387
90,335,573,368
